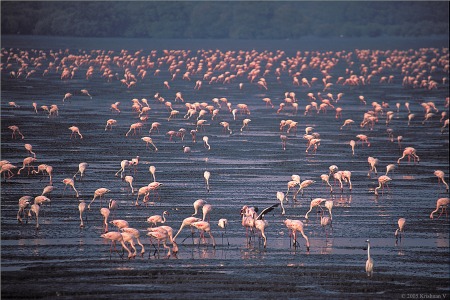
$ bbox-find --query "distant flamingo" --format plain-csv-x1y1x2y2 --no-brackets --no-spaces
105,119,117,130
397,147,419,164
147,211,169,227
62,178,79,197
100,232,134,259
395,218,406,240
88,188,110,210
147,229,172,258
192,199,207,216
191,221,216,248
385,164,395,176
365,239,374,277
8,125,24,139
204,171,211,192
202,204,212,222
320,174,333,193
69,126,83,139
17,196,32,223
124,175,134,194
78,200,87,227
141,137,158,151
434,170,449,191
17,157,36,175
24,144,36,157
173,216,202,242
203,136,211,150
121,227,145,256
367,156,378,177
255,219,269,248
115,159,130,178
374,175,391,196
28,203,40,229
430,198,449,219
349,140,356,156
73,162,88,181
149,165,156,182
100,207,110,232
277,191,286,215
305,198,326,219
217,218,229,245
283,219,310,251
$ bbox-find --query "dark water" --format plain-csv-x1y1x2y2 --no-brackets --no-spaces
1,36,449,299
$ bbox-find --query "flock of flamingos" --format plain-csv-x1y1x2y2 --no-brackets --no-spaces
1,45,449,277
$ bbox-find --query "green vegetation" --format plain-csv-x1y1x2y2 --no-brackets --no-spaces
1,1,448,39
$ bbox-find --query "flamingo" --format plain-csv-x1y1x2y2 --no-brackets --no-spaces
100,207,110,233
124,175,134,194
320,215,332,238
100,232,134,259
385,164,395,176
110,219,129,232
325,200,333,220
434,170,449,191
395,218,406,240
78,200,87,227
1,163,17,181
148,225,178,254
430,198,449,219
320,174,333,193
24,144,36,157
283,219,310,251
135,186,150,206
69,126,83,139
147,211,169,227
397,147,419,164
374,175,391,196
305,198,326,219
203,136,211,150
141,137,158,151
8,125,25,139
27,203,40,229
365,239,374,277
204,171,211,192
115,159,130,178
367,156,378,177
255,219,269,248
149,165,156,182
88,188,110,210
277,191,286,215
73,162,88,181
173,216,202,242
191,221,216,248
145,181,163,204
17,157,36,175
293,179,316,200
17,196,32,223
217,218,229,245
349,140,356,156
62,178,79,198
147,229,172,258
121,227,145,256
202,204,212,222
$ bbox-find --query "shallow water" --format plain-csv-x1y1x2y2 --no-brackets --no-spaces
1,36,449,299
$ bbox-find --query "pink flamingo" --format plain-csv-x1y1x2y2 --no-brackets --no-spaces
100,232,134,259
374,175,392,196
434,170,449,191
430,198,449,219
283,219,310,251
397,147,419,164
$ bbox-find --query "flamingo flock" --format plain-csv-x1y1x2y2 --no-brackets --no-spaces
1,44,448,279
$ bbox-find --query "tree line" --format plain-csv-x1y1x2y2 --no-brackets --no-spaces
1,1,448,39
